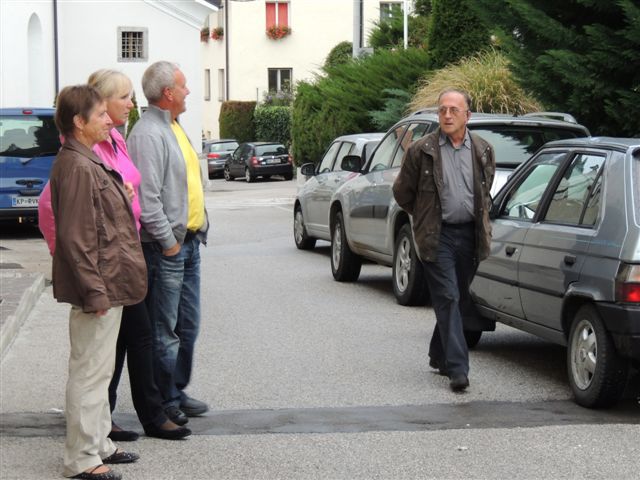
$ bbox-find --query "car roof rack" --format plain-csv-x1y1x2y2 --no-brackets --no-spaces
521,112,578,124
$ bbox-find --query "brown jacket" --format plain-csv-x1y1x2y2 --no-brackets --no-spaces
49,137,147,312
392,128,495,262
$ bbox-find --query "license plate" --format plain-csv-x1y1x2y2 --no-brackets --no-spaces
11,196,39,207
266,158,280,164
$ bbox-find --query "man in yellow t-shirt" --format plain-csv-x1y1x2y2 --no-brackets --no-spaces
128,61,210,426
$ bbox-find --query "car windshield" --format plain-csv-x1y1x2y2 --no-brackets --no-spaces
256,144,287,156
470,126,585,168
0,115,61,158
209,141,238,152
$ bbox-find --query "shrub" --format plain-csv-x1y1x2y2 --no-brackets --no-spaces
409,49,543,114
291,48,431,165
255,106,291,147
324,41,353,70
368,88,413,130
219,101,256,143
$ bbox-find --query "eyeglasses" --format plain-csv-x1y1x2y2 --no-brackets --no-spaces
438,106,468,116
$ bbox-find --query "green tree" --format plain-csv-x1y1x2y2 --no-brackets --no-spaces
126,92,140,139
427,0,491,68
471,0,640,136
291,48,431,165
368,4,430,50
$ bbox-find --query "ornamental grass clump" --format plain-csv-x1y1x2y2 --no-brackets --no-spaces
409,49,543,115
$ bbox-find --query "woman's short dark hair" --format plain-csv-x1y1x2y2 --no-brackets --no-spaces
54,85,103,137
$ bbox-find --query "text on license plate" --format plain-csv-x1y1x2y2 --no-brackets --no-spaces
266,158,280,164
12,196,39,207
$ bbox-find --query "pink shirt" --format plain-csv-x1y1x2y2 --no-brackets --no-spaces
38,128,142,254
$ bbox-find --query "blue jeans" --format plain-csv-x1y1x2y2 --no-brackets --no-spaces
142,236,201,408
422,222,478,377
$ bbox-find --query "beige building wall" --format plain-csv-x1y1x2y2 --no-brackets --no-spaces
202,0,408,140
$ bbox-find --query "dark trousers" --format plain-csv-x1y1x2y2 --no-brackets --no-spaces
422,222,478,377
108,301,167,428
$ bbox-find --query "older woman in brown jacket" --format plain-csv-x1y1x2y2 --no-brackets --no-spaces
49,85,146,480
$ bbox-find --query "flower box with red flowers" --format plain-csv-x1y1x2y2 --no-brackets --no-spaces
266,25,291,40
211,27,224,40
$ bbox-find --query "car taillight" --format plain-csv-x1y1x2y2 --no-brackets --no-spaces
250,156,258,165
287,155,293,164
207,153,220,159
615,264,640,303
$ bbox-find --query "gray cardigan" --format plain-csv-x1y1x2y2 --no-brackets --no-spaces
127,105,208,249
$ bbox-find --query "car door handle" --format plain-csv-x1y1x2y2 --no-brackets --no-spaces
505,246,517,256
564,255,577,266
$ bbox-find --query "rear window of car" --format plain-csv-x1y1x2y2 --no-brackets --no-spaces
256,144,287,156
208,141,238,152
0,114,61,158
470,126,586,168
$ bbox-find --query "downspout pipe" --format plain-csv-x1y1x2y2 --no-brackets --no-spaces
53,0,59,96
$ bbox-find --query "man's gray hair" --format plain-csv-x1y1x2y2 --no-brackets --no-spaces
142,61,179,103
438,88,472,110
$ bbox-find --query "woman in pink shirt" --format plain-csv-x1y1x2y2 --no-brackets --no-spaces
39,70,191,450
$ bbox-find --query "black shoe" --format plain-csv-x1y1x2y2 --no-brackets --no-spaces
72,466,121,480
180,395,209,417
429,357,448,376
144,420,192,440
164,406,189,426
449,373,470,392
102,449,140,464
108,423,139,442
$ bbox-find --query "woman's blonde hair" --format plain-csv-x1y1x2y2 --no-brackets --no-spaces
87,69,132,99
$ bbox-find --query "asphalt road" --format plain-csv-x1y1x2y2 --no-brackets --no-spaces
1,176,638,479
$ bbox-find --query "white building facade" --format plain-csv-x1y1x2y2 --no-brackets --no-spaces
1,0,216,151
201,0,408,140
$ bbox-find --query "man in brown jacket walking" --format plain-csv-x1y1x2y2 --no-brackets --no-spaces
392,88,495,392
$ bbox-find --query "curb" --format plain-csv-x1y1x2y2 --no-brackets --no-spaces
0,271,45,360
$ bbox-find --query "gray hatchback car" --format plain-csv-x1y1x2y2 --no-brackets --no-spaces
328,110,589,306
471,137,640,408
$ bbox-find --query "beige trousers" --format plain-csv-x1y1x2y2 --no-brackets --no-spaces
63,305,122,477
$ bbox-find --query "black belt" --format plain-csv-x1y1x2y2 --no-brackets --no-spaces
442,221,474,229
184,230,199,241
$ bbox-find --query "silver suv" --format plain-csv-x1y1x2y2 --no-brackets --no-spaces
329,110,589,306
471,137,640,408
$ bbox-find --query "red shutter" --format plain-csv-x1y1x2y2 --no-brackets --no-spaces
278,2,288,27
266,2,276,28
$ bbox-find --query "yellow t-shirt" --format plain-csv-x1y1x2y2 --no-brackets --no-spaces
171,121,205,231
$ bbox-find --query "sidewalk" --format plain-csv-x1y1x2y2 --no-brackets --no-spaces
0,229,49,360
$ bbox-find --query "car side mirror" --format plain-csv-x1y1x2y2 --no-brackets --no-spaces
341,154,362,173
300,163,316,176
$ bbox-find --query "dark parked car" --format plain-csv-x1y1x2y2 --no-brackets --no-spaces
0,108,61,222
201,139,238,179
470,137,639,408
294,132,383,249
329,109,590,306
224,142,293,182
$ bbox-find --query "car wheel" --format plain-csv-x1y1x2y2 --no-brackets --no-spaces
392,223,428,306
224,167,234,181
245,168,255,183
294,205,316,250
567,305,628,408
464,330,482,349
284,173,293,181
331,211,362,282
